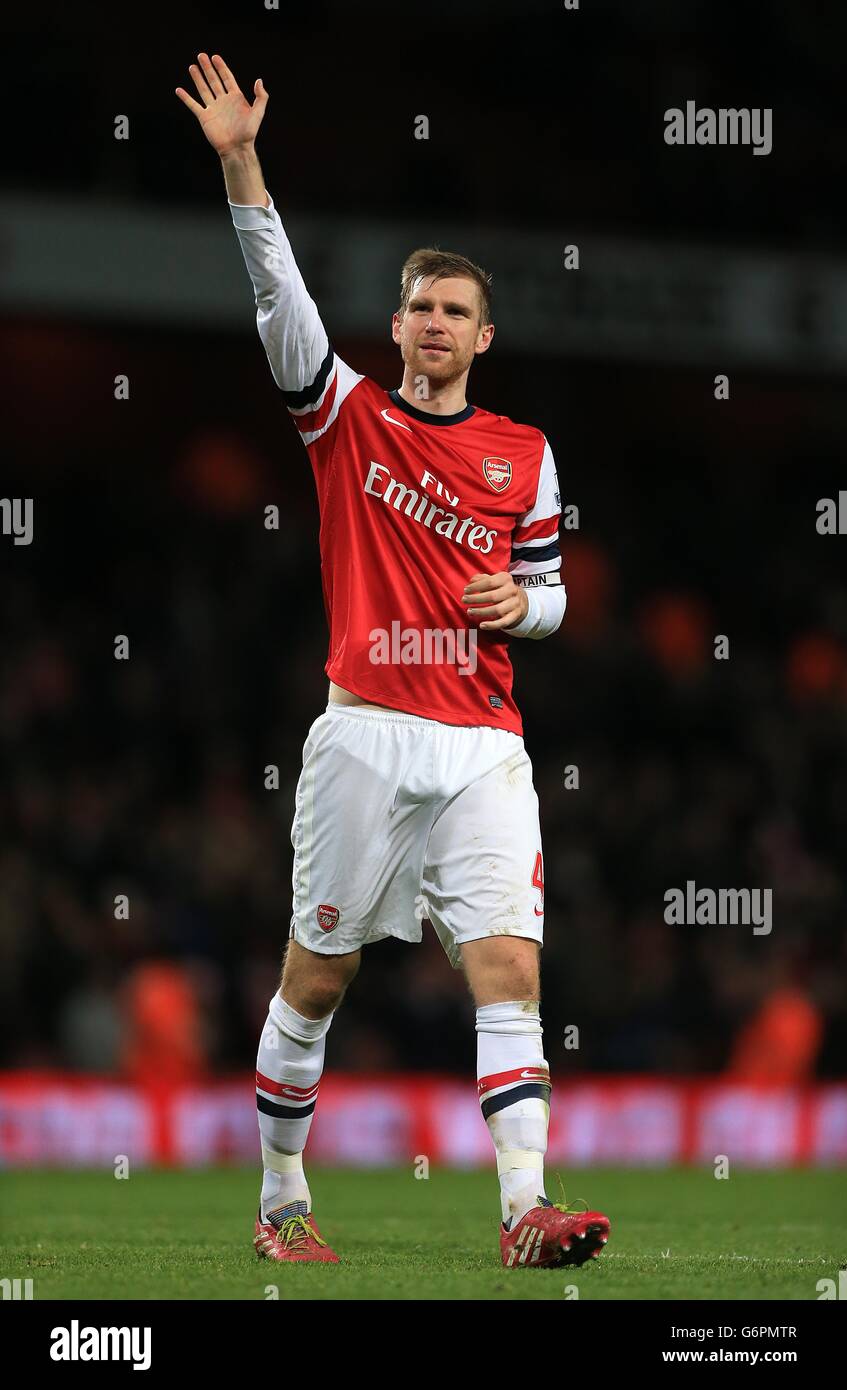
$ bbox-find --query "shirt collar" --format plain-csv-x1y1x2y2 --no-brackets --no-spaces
387,388,476,426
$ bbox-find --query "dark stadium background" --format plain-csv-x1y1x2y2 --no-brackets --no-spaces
2,1,845,1111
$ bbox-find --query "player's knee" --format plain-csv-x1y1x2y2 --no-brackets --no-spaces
282,944,360,1018
303,975,350,1017
461,937,540,1004
499,970,539,1003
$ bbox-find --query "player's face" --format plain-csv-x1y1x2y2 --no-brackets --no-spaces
392,275,493,384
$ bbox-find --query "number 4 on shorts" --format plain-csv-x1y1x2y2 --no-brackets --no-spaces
532,851,544,917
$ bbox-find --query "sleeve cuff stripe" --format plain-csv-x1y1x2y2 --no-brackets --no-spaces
510,540,561,563
278,341,335,407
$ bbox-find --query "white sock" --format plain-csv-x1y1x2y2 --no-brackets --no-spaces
256,992,333,1221
476,1000,551,1228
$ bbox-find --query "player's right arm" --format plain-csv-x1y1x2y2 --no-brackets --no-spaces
176,52,362,445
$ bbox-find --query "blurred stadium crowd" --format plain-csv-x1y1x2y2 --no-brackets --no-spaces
2,322,845,1084
2,0,845,1091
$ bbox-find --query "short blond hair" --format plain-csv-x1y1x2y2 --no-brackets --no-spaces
399,247,493,327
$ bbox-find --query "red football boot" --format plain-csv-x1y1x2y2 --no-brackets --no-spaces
253,1205,340,1263
501,1197,610,1268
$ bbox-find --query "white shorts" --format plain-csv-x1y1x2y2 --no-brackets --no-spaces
289,704,545,968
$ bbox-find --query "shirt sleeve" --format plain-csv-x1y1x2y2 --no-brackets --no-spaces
506,581,567,639
509,436,562,578
229,193,364,446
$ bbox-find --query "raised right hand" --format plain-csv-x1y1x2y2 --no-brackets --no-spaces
176,53,268,156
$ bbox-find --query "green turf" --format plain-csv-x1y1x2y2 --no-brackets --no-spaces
1,1166,844,1300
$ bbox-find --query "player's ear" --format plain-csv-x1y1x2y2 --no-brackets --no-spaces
475,321,495,355
391,310,402,344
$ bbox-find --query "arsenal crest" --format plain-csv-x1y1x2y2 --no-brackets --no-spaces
482,456,512,492
316,903,340,932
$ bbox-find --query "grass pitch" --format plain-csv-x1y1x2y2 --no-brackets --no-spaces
1,1165,844,1300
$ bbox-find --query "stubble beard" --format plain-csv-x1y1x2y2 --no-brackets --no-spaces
405,340,472,394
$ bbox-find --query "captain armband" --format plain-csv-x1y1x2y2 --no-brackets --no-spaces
507,573,567,639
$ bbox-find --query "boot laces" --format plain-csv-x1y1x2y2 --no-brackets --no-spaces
275,1214,326,1250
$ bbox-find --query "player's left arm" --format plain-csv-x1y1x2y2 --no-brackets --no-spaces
462,435,566,637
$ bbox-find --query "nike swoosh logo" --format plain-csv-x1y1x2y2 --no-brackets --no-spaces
520,1069,549,1080
381,407,413,432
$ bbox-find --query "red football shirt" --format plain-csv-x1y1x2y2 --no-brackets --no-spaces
230,195,562,733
